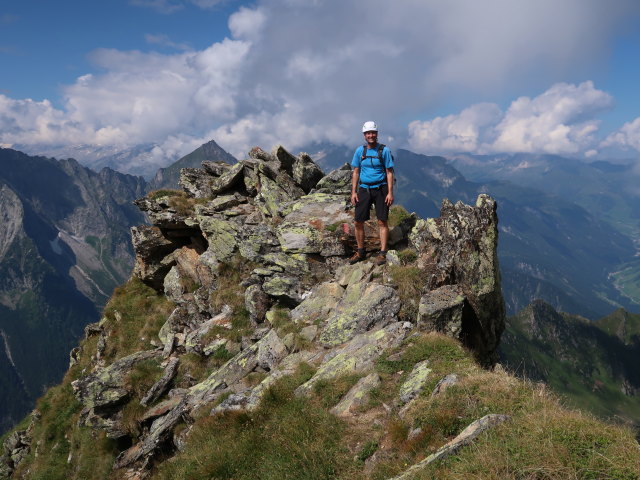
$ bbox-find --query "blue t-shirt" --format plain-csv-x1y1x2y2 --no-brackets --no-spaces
351,144,394,187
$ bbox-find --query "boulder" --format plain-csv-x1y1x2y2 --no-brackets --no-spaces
209,162,245,195
417,284,466,337
179,167,214,198
319,283,401,347
131,226,179,289
330,372,381,417
293,153,325,193
296,323,408,396
399,360,432,404
71,350,161,410
312,164,352,195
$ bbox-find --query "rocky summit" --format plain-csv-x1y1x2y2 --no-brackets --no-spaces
0,146,531,479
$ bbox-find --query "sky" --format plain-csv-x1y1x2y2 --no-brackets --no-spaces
2,0,640,169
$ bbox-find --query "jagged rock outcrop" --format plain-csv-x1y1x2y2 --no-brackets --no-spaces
0,144,506,478
409,196,505,365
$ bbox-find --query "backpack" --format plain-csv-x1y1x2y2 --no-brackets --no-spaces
360,144,396,185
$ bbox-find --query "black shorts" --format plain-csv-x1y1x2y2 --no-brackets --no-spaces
354,184,389,222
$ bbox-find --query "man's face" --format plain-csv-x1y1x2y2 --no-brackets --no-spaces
364,130,378,145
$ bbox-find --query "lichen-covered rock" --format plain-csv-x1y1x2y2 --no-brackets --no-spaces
272,145,297,176
202,160,232,176
290,282,344,324
188,329,288,405
312,164,352,195
319,283,401,347
262,275,301,304
245,284,271,323
131,226,178,289
71,350,161,410
296,323,408,396
330,372,381,417
179,167,215,198
0,427,31,478
417,284,466,337
399,360,432,404
209,162,244,195
293,152,324,193
134,195,195,230
198,216,239,262
276,222,323,253
409,194,505,366
163,266,187,303
140,357,179,407
114,397,189,470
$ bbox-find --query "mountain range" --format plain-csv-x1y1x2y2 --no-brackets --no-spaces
15,143,164,179
0,142,235,433
500,300,640,425
0,149,146,432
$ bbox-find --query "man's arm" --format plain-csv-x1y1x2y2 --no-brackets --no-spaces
351,167,360,205
385,167,394,206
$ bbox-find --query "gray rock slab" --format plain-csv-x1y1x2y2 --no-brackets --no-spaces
387,414,510,480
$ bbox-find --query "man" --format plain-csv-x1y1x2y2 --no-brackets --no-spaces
349,121,394,265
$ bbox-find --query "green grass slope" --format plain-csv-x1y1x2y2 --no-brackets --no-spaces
5,282,639,480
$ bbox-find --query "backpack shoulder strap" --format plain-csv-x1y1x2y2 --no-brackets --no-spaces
361,144,368,160
377,144,385,162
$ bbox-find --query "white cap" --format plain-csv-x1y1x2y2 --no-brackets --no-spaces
362,121,378,133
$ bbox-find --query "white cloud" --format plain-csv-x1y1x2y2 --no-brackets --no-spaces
601,117,640,153
228,7,266,41
409,82,613,156
492,81,612,154
409,104,502,154
2,0,640,170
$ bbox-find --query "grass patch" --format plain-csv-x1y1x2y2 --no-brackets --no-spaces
357,440,379,463
147,189,183,200
100,277,174,363
416,393,640,479
153,364,358,480
371,333,474,410
398,248,418,265
204,255,258,342
10,381,119,480
388,265,429,322
388,205,412,228
146,189,208,216
312,374,362,409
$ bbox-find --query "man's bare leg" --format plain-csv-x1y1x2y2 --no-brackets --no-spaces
355,221,365,250
378,220,389,252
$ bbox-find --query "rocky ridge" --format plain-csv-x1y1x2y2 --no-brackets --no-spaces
1,146,506,479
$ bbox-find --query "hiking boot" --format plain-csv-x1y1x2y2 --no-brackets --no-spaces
375,252,387,266
348,251,365,264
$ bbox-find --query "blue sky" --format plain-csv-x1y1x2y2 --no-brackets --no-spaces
2,0,640,169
